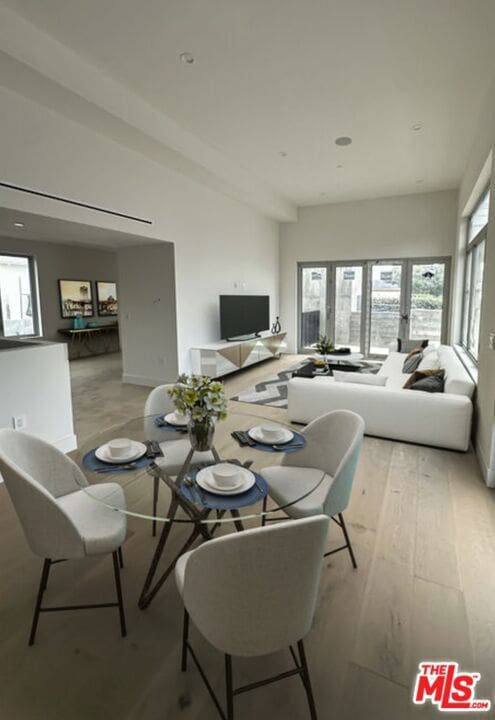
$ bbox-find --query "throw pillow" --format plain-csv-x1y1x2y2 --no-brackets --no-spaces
397,338,429,353
333,371,388,386
403,368,444,392
402,351,423,373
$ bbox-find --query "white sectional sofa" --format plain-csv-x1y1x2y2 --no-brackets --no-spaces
288,345,474,451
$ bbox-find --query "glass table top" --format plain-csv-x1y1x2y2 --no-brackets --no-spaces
75,410,323,526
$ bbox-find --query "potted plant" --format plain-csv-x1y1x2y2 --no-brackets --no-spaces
314,335,335,357
168,375,227,451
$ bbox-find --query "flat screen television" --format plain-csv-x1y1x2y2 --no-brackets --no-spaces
219,295,270,340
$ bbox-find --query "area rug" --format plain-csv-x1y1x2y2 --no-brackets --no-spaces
230,361,381,409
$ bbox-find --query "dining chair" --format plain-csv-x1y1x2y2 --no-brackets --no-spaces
0,428,127,645
175,515,329,720
261,410,364,568
144,384,215,534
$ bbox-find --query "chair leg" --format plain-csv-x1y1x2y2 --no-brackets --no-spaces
112,551,127,638
339,513,357,569
261,496,267,527
297,640,318,720
181,609,189,672
225,654,234,720
152,476,160,537
118,546,124,569
28,559,51,646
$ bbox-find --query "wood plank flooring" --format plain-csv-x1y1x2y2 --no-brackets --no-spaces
1,352,494,720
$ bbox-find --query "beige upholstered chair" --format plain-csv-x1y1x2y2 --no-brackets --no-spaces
261,410,364,568
175,516,329,720
0,429,127,645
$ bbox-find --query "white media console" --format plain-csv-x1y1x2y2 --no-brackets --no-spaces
190,332,287,378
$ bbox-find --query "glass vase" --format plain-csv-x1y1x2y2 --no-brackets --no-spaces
188,418,215,452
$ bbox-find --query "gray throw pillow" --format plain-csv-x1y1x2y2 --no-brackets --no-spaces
410,374,444,393
402,352,423,373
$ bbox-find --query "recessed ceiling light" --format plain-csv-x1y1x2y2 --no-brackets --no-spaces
179,52,195,65
335,136,352,146
278,151,288,157
411,122,423,132
13,222,25,228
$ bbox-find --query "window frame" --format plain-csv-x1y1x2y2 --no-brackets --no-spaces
0,252,42,338
461,186,490,363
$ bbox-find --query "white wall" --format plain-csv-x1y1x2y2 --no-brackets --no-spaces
280,190,458,351
0,235,118,341
0,85,280,374
118,243,179,385
0,341,76,452
455,78,495,487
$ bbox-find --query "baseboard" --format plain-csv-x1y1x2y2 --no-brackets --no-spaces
475,436,495,488
55,433,78,454
122,373,165,387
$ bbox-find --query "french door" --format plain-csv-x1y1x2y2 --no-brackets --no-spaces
298,257,450,356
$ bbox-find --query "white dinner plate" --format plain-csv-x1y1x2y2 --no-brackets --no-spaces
196,465,255,495
248,426,294,446
164,412,189,427
95,440,147,464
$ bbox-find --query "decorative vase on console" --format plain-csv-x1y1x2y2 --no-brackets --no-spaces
271,316,281,334
168,374,227,452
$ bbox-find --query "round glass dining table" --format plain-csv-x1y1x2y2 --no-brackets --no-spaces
74,410,324,608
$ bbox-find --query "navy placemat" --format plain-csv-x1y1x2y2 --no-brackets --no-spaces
82,448,154,474
154,417,188,434
180,467,268,510
237,430,306,454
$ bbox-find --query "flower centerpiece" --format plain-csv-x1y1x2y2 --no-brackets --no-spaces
314,334,335,359
168,375,227,451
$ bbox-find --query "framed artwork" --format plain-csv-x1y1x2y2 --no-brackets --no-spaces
96,281,118,316
58,279,94,318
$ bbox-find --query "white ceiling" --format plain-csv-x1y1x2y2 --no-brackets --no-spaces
2,0,495,207
0,207,161,248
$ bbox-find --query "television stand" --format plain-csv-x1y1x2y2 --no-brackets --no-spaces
225,332,261,342
190,332,286,378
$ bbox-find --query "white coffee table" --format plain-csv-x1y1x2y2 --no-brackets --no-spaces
312,352,364,364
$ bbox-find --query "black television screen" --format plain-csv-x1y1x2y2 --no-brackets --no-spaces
219,295,270,340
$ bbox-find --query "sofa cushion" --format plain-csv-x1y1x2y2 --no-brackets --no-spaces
418,352,440,370
437,346,475,397
410,374,445,393
403,351,423,373
397,338,429,352
333,371,387,386
404,368,444,391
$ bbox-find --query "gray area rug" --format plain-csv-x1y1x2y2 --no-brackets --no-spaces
231,361,381,409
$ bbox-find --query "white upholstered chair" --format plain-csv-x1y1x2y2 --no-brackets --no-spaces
0,429,127,645
175,516,329,720
144,384,215,534
261,410,364,568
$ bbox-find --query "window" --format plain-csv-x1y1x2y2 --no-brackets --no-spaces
462,188,490,360
0,254,40,337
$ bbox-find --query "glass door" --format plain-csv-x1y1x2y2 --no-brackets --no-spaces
333,264,364,352
369,262,405,355
406,260,449,345
299,264,330,351
298,257,450,355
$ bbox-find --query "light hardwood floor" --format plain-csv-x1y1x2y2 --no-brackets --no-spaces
1,352,494,720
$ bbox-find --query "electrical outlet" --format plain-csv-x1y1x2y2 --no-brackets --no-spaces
12,415,27,431
489,332,495,351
